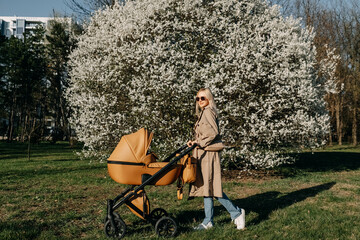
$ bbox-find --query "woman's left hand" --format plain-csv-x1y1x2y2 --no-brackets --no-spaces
187,140,196,147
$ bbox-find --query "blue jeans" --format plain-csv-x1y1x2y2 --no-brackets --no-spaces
202,192,241,225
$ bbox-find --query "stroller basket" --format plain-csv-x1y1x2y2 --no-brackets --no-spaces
104,128,197,239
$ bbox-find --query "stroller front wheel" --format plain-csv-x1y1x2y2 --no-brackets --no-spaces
104,217,126,239
150,208,168,225
104,212,121,224
155,216,178,237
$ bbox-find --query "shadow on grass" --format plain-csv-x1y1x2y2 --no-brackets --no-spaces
0,182,338,239
175,208,204,233
232,182,336,226
293,152,360,172
0,219,62,240
98,184,337,237
277,152,360,178
175,182,336,231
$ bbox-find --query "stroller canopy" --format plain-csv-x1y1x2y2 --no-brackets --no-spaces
108,128,153,163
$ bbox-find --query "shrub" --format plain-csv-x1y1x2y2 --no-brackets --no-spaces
67,0,335,168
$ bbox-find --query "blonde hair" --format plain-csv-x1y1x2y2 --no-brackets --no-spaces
195,88,218,117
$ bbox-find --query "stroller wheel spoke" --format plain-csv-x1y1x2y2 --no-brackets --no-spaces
104,216,126,239
150,208,168,225
155,216,178,237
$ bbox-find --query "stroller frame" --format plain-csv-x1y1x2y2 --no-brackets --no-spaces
105,144,197,239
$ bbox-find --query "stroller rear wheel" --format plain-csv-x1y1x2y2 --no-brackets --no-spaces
104,216,126,239
155,216,178,237
150,208,168,225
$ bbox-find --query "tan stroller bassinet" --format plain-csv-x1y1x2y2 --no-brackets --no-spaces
107,128,182,185
104,128,197,239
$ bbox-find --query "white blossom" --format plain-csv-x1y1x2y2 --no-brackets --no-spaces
66,0,334,168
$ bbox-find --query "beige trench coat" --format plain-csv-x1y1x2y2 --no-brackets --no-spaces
189,106,223,198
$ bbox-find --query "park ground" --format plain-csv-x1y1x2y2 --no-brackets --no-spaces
0,141,360,240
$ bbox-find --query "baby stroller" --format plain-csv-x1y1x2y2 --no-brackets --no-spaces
104,128,196,239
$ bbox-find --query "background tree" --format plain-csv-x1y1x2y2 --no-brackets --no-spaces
46,20,74,143
336,3,360,146
270,0,360,146
21,27,48,159
0,17,79,145
0,26,47,158
67,0,335,168
0,27,43,140
0,35,8,138
64,0,118,19
1,36,27,142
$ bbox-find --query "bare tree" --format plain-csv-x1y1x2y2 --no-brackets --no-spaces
273,0,360,145
332,0,360,145
268,0,294,15
64,0,119,18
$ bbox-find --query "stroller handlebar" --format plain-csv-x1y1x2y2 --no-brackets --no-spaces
177,143,198,155
161,143,197,162
180,143,197,150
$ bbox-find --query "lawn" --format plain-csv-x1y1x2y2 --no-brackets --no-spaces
1,141,360,240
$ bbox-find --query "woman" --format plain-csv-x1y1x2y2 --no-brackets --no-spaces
187,88,245,230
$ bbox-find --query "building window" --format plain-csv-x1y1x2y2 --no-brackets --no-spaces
17,27,24,35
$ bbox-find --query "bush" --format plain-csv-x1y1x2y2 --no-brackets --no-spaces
67,0,334,168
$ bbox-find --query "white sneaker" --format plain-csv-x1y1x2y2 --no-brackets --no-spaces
193,221,213,230
234,208,245,230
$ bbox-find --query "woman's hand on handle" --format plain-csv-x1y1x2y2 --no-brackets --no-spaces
187,140,196,148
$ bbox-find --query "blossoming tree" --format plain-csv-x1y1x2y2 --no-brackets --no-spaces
67,0,336,168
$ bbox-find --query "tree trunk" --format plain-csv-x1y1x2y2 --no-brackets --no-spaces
328,96,335,146
27,135,31,161
335,97,343,145
60,96,70,140
352,107,357,146
352,75,358,146
27,118,36,161
7,106,15,142
21,114,28,143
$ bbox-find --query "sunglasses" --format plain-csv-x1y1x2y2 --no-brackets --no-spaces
196,96,207,101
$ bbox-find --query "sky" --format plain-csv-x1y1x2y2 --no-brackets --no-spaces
1,0,354,18
0,0,76,17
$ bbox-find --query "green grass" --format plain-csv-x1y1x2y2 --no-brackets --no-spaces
1,142,360,240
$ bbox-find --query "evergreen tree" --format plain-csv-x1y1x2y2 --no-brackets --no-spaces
46,20,73,142
21,26,47,142
0,26,47,143
2,36,26,141
0,35,8,137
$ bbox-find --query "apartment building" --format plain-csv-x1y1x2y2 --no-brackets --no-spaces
0,16,69,39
